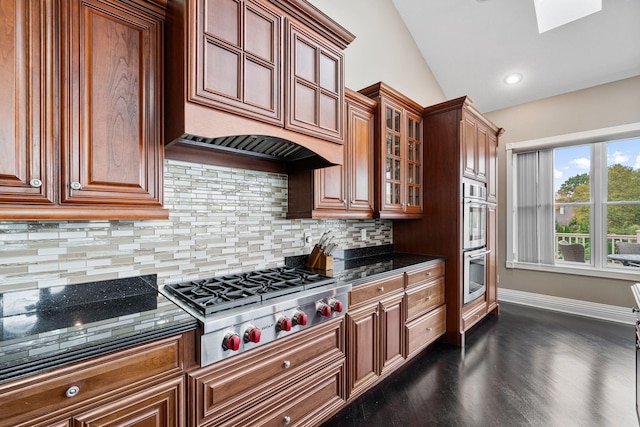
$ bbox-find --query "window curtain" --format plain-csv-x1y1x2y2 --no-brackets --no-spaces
515,150,555,264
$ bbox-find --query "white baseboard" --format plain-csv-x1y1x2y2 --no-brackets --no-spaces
498,288,636,325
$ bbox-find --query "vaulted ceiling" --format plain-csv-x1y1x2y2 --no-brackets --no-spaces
391,0,640,113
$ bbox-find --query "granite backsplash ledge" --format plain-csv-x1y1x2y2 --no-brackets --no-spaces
0,160,393,292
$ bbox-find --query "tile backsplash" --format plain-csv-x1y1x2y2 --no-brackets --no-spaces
0,160,392,292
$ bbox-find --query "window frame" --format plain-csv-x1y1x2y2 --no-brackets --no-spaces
505,122,640,280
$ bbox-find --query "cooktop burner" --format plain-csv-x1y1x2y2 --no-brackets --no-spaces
164,267,335,316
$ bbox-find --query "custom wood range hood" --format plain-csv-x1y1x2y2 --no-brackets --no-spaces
164,0,355,174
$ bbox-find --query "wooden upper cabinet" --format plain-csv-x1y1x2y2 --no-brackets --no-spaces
359,82,423,219
286,88,374,219
461,111,488,182
487,131,498,203
0,0,54,205
59,0,164,208
286,21,344,142
0,0,167,220
194,0,282,123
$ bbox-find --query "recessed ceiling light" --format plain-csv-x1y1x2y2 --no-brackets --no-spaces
504,73,523,85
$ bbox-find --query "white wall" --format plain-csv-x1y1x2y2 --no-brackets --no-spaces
486,76,640,307
308,0,445,106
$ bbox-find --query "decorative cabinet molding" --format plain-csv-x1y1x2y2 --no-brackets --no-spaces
287,88,375,219
0,0,168,220
359,82,423,219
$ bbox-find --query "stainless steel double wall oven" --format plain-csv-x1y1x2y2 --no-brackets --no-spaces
462,180,491,304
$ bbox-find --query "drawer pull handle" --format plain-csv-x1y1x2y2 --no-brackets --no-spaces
378,286,384,292
284,416,291,424
283,360,291,369
30,178,42,188
427,296,432,300
65,385,80,398
427,327,433,332
426,271,432,276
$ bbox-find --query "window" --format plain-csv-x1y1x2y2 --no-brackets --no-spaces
506,123,640,276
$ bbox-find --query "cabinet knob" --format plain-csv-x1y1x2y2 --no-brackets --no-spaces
378,286,384,292
29,178,42,188
342,199,346,205
70,181,82,190
382,307,387,313
284,416,291,424
283,360,291,369
65,385,80,398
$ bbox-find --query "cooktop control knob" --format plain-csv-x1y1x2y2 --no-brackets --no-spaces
277,317,292,332
317,302,332,317
293,311,308,326
244,326,261,343
329,299,343,313
222,332,241,351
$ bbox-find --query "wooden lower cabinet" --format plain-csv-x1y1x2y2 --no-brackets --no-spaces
0,334,189,427
346,286,405,398
72,376,184,427
188,318,345,427
406,305,446,358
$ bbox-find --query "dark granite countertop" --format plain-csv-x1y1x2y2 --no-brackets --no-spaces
0,275,198,384
287,244,445,286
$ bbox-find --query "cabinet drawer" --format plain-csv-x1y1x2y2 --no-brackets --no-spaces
405,305,446,358
462,302,488,331
349,274,404,308
0,335,183,427
405,262,444,288
220,359,345,427
191,319,343,426
405,277,445,321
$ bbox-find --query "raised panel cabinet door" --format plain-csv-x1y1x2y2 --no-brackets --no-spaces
461,116,478,179
195,0,282,123
475,123,488,181
486,205,498,311
347,99,374,214
59,0,163,206
0,0,54,204
346,305,379,398
379,295,405,375
487,132,498,202
286,21,343,142
72,376,185,427
314,163,346,212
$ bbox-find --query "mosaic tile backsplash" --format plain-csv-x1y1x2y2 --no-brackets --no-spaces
0,160,392,292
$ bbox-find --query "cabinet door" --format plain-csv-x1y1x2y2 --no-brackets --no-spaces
462,116,478,179
379,99,405,216
487,132,498,203
346,304,379,398
475,123,488,181
404,111,423,215
73,376,185,427
59,0,163,206
347,99,374,214
314,163,346,212
194,0,282,123
380,294,405,375
486,204,498,312
286,21,343,142
0,0,54,204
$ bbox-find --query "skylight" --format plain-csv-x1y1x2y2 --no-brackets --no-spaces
533,0,602,33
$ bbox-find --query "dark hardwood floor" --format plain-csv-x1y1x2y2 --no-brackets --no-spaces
322,302,637,427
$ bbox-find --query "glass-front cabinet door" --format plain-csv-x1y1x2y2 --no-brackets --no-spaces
383,104,403,212
405,112,423,215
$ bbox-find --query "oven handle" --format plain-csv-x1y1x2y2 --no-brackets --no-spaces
465,249,491,259
464,199,496,206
